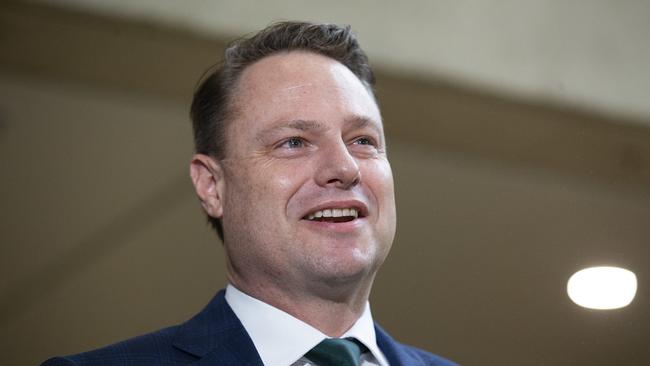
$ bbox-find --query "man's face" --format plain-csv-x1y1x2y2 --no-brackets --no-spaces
219,51,396,292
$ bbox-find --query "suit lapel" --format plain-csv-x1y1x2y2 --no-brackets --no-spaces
190,349,262,366
375,323,422,366
172,290,264,366
375,323,457,366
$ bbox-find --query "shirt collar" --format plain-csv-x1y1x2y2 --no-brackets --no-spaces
225,284,389,366
341,301,390,366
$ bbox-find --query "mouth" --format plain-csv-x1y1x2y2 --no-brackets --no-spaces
303,207,362,223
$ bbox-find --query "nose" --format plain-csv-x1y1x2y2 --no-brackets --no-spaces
314,140,361,189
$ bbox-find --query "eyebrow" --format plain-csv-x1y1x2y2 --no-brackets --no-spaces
255,119,325,141
344,116,377,131
281,119,326,131
256,116,381,141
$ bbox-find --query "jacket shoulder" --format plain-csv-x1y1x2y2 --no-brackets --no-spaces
41,290,256,366
41,357,77,366
40,325,195,366
396,343,458,366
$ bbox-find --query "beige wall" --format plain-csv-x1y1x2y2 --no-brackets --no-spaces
1,3,648,365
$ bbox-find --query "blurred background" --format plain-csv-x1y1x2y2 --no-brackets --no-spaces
1,1,649,365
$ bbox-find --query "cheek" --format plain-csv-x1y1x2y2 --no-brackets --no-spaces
235,162,308,212
273,172,298,193
365,159,395,203
365,160,397,236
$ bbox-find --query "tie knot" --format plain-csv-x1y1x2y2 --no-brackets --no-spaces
305,338,367,366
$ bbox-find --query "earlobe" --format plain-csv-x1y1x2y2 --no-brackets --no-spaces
189,154,225,219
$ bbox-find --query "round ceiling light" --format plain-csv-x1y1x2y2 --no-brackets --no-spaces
567,266,637,310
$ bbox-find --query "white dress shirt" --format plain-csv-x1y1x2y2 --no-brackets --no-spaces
225,284,390,366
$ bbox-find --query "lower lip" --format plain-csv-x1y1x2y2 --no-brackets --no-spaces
301,217,365,233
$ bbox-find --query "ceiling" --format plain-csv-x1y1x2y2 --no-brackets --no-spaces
35,0,650,125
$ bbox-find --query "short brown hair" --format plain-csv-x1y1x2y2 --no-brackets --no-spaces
190,21,376,241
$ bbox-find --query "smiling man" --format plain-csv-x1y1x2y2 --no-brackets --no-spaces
43,22,456,366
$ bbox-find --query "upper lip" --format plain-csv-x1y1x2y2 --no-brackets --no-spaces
302,200,369,219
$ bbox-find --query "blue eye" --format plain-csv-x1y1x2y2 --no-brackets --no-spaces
282,137,304,149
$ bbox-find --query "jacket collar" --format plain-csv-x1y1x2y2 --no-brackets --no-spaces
375,323,412,366
375,323,456,366
172,289,264,366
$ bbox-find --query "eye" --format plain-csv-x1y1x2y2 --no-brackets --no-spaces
352,137,375,146
279,137,305,149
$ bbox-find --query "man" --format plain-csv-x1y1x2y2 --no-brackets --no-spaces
43,22,456,366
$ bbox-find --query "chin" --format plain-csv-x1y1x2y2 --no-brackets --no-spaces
311,250,379,283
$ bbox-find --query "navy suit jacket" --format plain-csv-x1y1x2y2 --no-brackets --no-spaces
42,290,456,366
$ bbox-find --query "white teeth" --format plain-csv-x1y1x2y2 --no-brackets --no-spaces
306,208,359,220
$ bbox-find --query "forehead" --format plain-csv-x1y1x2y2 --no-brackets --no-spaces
228,51,381,137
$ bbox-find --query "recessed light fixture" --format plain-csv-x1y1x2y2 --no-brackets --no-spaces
567,266,637,310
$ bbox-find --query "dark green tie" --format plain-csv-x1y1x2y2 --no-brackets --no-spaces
305,338,367,366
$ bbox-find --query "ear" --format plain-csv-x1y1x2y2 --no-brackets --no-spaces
190,154,225,219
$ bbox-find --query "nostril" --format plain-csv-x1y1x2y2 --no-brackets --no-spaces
325,172,361,187
351,173,361,185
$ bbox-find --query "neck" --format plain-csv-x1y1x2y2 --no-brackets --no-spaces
227,264,375,337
